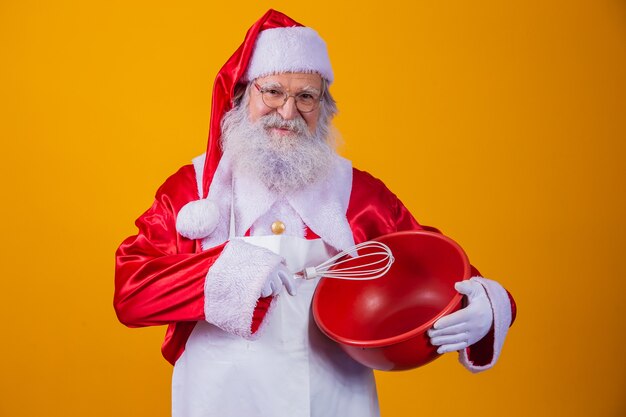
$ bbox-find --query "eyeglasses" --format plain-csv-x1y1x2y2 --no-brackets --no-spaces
253,80,324,113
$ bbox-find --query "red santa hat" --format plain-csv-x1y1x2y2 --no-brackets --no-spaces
176,9,333,240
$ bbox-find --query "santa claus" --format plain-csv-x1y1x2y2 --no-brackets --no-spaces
114,9,516,417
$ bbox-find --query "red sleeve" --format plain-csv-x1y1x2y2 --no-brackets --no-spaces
114,166,227,327
347,169,424,242
114,165,275,337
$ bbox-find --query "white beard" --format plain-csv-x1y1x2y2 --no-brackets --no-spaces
220,105,335,194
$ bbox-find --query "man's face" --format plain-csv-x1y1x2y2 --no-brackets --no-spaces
248,72,323,135
221,71,333,193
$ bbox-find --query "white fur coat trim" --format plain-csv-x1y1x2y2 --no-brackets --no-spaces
459,276,512,372
191,153,355,253
204,238,284,338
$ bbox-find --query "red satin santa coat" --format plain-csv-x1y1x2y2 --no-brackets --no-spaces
114,164,516,365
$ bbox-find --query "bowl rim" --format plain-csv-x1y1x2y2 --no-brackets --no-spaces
312,230,471,348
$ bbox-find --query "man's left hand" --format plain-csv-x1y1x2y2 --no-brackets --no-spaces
428,279,493,354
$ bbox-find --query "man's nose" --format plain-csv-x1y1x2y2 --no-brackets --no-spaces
277,97,298,120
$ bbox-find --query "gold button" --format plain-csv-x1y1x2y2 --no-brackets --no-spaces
271,221,286,235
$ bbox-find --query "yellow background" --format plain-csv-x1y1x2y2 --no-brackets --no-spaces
1,0,625,416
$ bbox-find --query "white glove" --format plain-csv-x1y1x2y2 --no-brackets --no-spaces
260,264,296,298
428,279,493,354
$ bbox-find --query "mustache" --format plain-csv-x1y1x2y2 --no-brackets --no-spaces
259,113,308,135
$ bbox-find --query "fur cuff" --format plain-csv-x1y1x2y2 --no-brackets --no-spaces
176,199,220,239
459,276,512,372
204,239,284,338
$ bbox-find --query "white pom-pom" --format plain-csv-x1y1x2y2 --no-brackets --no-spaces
176,199,220,239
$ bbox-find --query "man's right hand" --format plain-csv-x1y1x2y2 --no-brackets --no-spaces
261,264,297,297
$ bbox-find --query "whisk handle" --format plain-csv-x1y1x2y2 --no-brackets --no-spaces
303,267,319,280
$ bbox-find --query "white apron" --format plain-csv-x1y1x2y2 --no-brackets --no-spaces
171,232,380,417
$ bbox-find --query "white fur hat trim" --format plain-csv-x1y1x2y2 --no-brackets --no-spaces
243,26,334,83
176,199,220,240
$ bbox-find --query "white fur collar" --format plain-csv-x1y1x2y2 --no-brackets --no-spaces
191,153,355,252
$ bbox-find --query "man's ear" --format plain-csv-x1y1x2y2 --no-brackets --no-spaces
231,83,247,107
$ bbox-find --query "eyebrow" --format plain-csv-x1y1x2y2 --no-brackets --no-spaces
258,81,283,90
258,81,321,95
299,85,322,95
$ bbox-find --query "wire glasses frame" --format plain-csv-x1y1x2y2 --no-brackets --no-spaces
253,78,325,113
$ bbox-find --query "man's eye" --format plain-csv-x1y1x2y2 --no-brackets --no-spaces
265,89,284,97
298,93,315,101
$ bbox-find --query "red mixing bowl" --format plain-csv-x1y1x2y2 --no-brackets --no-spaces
312,230,471,371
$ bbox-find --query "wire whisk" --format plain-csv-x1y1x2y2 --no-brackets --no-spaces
295,241,394,281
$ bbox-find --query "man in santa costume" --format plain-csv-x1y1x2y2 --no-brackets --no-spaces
114,9,516,417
